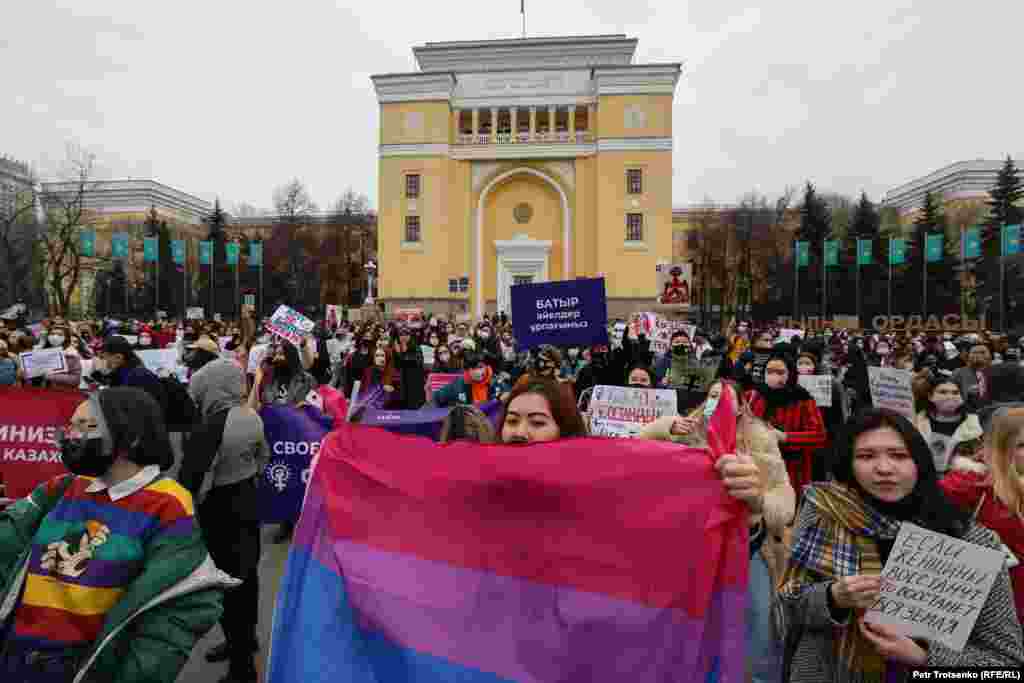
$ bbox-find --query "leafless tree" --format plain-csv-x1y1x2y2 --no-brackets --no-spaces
0,171,39,308
272,178,318,305
37,147,100,317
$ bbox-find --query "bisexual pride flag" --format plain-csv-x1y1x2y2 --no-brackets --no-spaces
267,391,748,683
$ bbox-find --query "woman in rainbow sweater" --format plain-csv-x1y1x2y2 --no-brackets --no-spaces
0,388,237,682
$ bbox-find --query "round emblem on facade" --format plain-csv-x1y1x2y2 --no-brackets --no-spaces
513,203,533,224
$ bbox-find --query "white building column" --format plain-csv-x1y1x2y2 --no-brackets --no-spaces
510,107,518,140
529,106,537,140
568,104,576,138
490,107,499,143
471,108,479,137
548,106,556,135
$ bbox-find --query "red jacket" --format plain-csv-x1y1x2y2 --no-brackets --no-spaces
940,460,1024,618
744,388,827,494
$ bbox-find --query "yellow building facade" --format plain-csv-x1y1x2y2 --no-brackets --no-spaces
371,35,681,318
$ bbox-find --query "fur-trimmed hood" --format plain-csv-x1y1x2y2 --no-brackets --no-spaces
948,454,989,476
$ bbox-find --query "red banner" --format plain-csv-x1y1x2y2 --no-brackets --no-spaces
0,388,80,499
426,373,460,396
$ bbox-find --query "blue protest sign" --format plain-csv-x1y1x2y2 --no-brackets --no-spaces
258,404,333,524
510,277,609,350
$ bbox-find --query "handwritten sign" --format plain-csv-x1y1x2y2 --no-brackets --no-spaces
588,385,679,438
638,314,696,356
266,305,315,346
137,349,181,379
798,375,832,407
247,344,268,373
18,348,67,379
420,344,435,368
186,307,204,320
865,522,1006,653
868,367,915,418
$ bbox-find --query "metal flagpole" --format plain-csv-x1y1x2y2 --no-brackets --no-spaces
209,247,215,319
922,235,928,320
888,237,893,319
235,243,240,321
856,246,861,326
1000,224,1006,332
793,241,799,320
822,241,827,320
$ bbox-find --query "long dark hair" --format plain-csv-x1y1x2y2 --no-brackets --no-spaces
498,380,587,439
833,408,969,538
97,387,175,470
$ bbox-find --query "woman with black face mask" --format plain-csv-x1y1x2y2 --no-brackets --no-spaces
337,336,373,398
248,339,317,411
0,388,235,682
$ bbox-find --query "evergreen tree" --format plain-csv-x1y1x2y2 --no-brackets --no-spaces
796,182,831,317
850,192,880,237
985,156,1023,239
203,198,233,316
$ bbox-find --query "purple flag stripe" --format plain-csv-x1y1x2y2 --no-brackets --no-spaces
332,538,747,683
27,546,143,590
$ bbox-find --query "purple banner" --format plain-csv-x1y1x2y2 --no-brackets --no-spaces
258,404,334,524
359,400,503,441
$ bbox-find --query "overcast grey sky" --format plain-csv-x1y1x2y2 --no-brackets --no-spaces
4,1,1022,211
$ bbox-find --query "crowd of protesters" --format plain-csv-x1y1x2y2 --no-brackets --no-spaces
2,304,1024,681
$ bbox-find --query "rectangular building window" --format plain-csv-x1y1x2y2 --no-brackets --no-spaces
405,174,420,199
626,169,643,195
626,213,644,242
404,216,421,243
448,278,458,294
458,276,469,293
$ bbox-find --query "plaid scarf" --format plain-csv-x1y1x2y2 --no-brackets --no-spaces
782,483,903,681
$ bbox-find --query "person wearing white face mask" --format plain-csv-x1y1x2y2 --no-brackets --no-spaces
912,376,982,474
34,324,82,391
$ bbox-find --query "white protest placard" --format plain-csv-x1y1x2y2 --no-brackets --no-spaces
137,349,181,378
213,313,222,322
864,522,1006,653
122,335,138,346
18,348,67,379
266,305,314,346
186,307,204,320
868,367,915,418
798,375,832,407
587,385,679,438
651,316,697,356
247,344,268,373
420,344,435,368
777,328,803,343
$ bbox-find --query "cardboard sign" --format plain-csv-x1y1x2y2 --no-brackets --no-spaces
395,308,424,328
588,385,679,438
186,307,204,320
798,375,833,407
156,310,167,320
511,278,609,350
868,367,915,418
267,305,315,346
864,522,1005,653
656,263,692,306
325,305,342,331
248,344,268,373
18,348,67,379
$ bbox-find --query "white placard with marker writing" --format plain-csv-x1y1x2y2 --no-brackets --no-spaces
864,522,1005,653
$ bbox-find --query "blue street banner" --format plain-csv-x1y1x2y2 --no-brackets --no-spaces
795,241,809,268
198,240,212,265
857,239,873,266
111,232,129,259
925,233,944,263
249,241,262,267
1002,224,1021,256
143,237,158,263
511,277,609,350
824,240,839,267
171,239,186,265
226,242,239,266
243,294,256,306
259,404,333,524
889,238,906,265
963,227,981,260
79,230,96,257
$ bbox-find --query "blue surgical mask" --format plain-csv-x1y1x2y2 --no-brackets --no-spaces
703,395,720,420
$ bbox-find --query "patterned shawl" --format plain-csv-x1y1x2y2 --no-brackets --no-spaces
782,482,903,681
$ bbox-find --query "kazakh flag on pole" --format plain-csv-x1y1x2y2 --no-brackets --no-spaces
226,242,239,266
199,240,213,266
889,238,906,265
143,237,158,263
795,241,809,268
111,232,130,259
925,233,944,263
962,228,981,259
1002,224,1021,256
79,230,96,257
857,239,873,266
249,241,263,267
823,240,839,267
171,240,186,265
